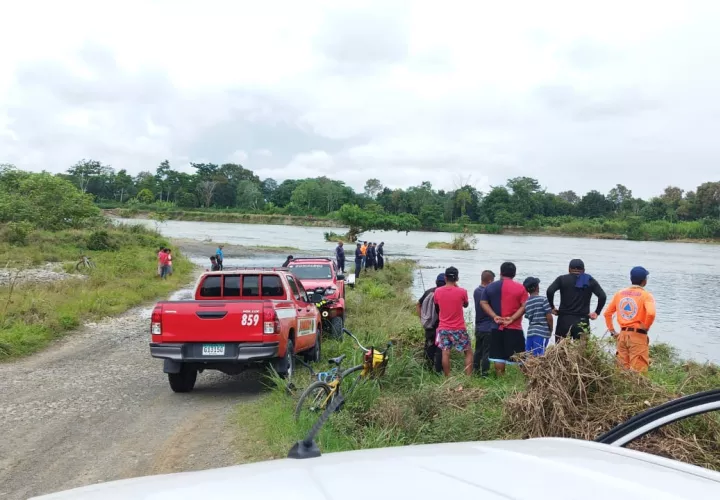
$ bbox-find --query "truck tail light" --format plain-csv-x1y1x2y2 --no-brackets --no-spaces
151,305,162,336
263,305,279,334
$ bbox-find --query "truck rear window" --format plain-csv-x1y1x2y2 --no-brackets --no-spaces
242,275,260,297
199,275,222,297
262,275,284,297
224,275,240,296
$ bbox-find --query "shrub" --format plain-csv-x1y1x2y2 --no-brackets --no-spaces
86,230,119,251
3,221,35,245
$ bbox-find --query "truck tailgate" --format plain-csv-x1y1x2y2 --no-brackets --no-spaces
157,301,266,343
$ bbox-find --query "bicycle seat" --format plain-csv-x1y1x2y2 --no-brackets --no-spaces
328,354,346,365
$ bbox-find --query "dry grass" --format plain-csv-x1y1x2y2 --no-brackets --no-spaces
503,337,720,470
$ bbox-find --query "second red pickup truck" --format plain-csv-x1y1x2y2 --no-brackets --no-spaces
149,268,321,393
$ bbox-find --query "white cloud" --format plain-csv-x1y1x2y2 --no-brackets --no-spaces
1,0,720,196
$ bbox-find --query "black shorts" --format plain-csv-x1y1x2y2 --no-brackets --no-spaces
556,315,589,340
489,329,525,363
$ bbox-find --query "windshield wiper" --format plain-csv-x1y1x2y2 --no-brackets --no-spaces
287,393,344,459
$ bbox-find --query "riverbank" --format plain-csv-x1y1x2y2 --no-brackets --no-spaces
106,208,338,228
0,223,194,359
233,261,720,470
105,209,720,244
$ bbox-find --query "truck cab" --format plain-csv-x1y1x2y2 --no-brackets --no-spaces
149,268,321,393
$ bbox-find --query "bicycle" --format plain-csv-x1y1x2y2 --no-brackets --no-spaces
294,328,391,421
76,255,96,271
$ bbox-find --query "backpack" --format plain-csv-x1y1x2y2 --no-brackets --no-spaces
420,290,439,329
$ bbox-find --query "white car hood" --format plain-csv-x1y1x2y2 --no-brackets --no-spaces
32,438,720,500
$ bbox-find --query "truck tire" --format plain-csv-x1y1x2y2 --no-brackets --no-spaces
276,339,295,380
329,316,344,340
304,329,322,363
168,366,197,393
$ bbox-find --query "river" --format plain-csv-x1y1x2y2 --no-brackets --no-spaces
123,218,720,363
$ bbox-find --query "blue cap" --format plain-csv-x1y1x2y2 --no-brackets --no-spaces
630,266,649,281
436,273,446,284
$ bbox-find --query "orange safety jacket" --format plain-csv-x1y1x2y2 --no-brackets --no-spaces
604,285,656,332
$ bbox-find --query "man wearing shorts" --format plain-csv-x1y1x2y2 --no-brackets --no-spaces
433,266,471,376
480,262,528,376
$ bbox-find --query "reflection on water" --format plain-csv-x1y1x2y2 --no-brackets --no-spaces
123,218,720,363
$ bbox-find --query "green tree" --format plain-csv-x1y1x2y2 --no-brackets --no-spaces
236,180,264,210
364,178,383,199
577,190,611,218
114,169,135,202
695,181,720,219
136,188,155,204
67,159,107,193
0,169,99,229
337,204,420,241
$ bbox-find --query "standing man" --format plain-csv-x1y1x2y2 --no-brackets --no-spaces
335,241,345,273
354,243,362,279
366,243,377,272
417,273,445,373
546,258,606,343
473,270,495,377
480,262,528,376
215,245,225,271
377,242,385,269
604,267,656,373
157,246,165,277
433,266,472,377
360,242,368,270
282,255,294,267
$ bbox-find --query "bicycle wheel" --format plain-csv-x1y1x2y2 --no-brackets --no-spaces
339,364,364,399
76,261,84,271
88,259,96,269
294,381,334,422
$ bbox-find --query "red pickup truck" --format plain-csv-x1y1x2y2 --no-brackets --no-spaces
149,268,321,393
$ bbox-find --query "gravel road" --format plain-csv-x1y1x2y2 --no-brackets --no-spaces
0,285,265,500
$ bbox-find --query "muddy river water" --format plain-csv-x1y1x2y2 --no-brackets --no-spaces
124,218,720,363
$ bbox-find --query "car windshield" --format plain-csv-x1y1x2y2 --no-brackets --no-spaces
289,264,333,280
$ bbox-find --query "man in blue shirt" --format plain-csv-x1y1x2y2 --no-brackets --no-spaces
215,245,224,270
335,242,345,273
473,270,496,376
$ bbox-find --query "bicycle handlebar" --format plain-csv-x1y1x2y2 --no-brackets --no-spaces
342,328,392,355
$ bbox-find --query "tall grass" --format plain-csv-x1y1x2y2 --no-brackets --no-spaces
234,260,720,469
0,223,193,358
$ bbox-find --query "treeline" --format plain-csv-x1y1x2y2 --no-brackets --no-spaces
4,159,720,239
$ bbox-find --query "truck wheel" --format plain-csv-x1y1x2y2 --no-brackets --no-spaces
329,316,344,340
304,329,322,363
168,366,197,393
276,339,295,380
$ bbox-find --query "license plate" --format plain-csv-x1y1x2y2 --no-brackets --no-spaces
202,344,225,356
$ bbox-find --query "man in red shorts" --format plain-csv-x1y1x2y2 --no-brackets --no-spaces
433,266,471,376
480,262,528,376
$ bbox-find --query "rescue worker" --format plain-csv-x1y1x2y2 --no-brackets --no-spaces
604,266,655,373
547,258,606,342
360,241,368,270
354,243,362,279
377,242,385,269
366,242,377,272
335,241,345,273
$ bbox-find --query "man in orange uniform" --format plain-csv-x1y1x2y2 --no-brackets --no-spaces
604,266,656,372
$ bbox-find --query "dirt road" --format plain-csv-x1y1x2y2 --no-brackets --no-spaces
0,287,264,500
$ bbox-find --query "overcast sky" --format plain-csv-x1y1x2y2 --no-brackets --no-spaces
1,0,720,198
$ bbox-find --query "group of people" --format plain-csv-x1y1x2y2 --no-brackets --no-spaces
333,241,386,277
418,259,656,377
156,247,173,278
350,241,385,278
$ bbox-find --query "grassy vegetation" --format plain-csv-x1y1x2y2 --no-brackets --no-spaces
234,259,720,469
0,223,193,359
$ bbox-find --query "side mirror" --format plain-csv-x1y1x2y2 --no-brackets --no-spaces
337,274,345,281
